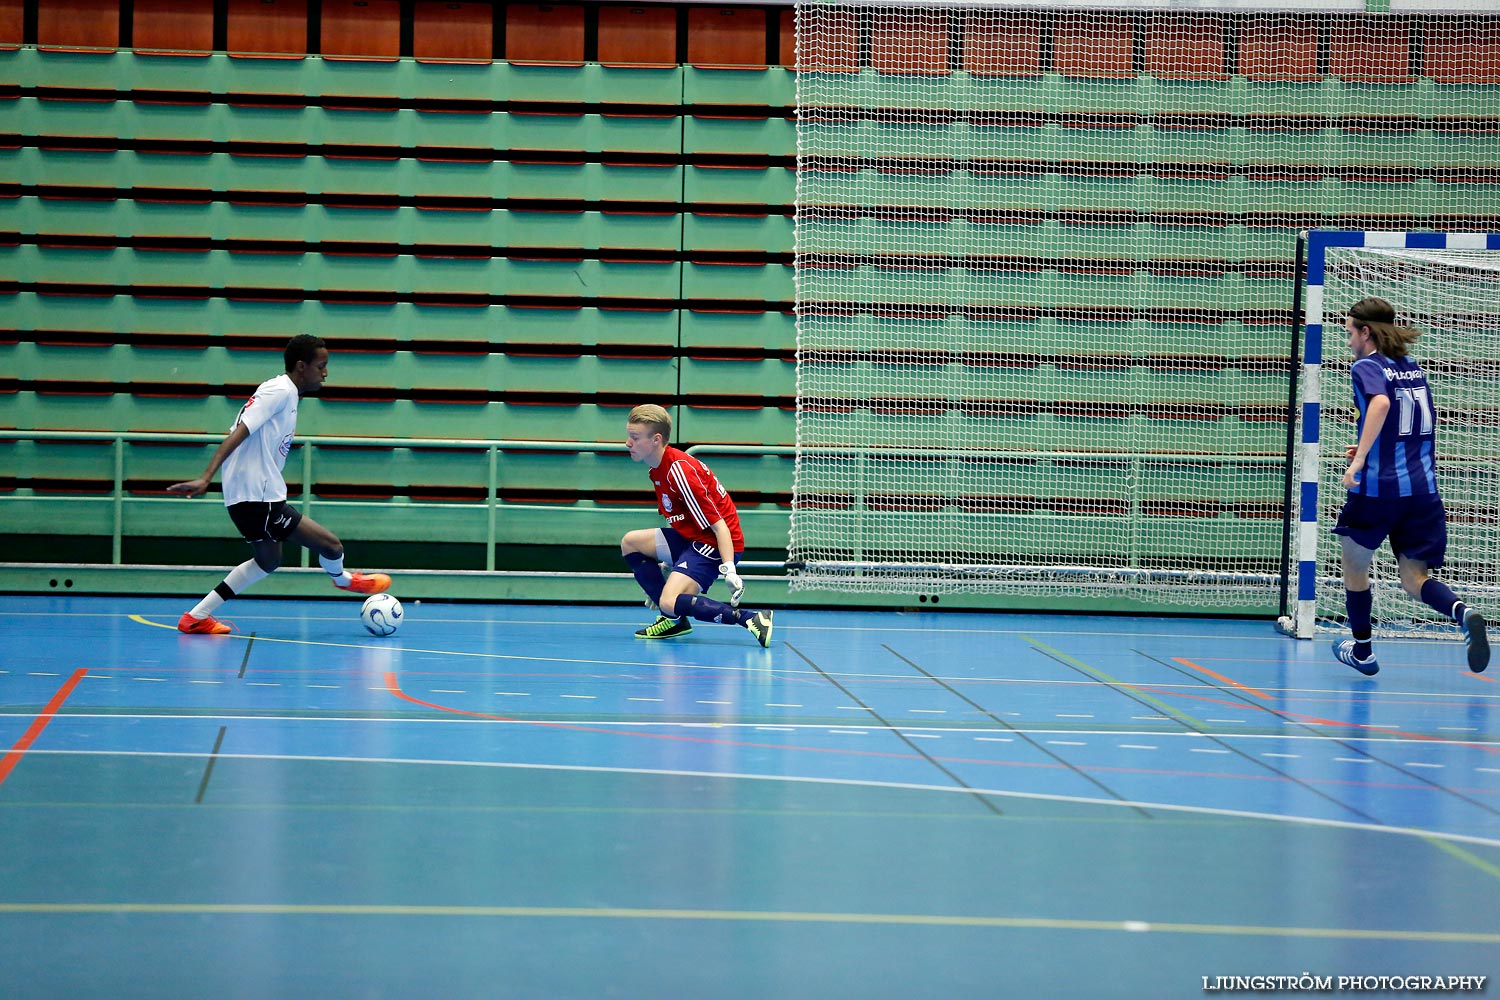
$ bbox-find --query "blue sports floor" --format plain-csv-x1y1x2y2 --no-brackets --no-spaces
1,595,1498,998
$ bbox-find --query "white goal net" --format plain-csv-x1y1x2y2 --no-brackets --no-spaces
1306,243,1500,637
788,3,1500,604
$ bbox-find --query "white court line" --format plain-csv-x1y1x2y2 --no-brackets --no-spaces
7,712,1497,748
17,747,1500,851
72,613,1497,701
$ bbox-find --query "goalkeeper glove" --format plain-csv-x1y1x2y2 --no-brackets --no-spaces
719,563,745,607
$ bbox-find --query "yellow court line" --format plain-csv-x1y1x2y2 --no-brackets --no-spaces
1022,636,1207,730
0,903,1496,942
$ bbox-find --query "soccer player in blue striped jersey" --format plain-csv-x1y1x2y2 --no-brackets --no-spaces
1332,297,1487,675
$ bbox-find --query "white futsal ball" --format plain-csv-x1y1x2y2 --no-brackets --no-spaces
361,593,403,636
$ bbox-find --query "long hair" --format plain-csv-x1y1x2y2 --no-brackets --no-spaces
1347,297,1421,359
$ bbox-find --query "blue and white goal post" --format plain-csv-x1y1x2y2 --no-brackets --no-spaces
1281,229,1500,640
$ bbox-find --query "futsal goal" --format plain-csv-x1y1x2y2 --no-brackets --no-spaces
786,1,1500,614
1285,230,1500,639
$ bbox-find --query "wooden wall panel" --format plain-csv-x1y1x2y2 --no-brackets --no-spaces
686,6,765,68
870,9,949,75
37,0,120,49
963,13,1042,78
1237,15,1319,82
1054,12,1134,80
1424,17,1500,83
1145,14,1227,81
598,6,676,68
227,0,308,56
415,0,491,62
1329,17,1414,83
1,0,25,47
506,3,584,64
322,0,399,59
134,0,214,54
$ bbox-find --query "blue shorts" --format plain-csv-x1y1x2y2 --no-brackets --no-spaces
655,527,741,593
1332,492,1447,568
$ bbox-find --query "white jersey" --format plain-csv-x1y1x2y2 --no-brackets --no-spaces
220,373,300,506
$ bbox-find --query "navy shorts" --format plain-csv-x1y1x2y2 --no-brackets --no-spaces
228,500,302,543
655,527,741,593
1332,492,1447,568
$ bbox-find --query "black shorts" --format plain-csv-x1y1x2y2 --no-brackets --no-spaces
227,500,303,543
1332,492,1447,568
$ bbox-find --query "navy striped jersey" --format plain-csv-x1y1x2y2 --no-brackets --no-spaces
1348,351,1439,498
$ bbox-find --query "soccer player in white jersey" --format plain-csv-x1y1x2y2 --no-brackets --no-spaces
620,403,773,647
1332,297,1488,675
167,335,390,634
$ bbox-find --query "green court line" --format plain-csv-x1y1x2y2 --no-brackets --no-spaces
1425,835,1500,881
0,903,1496,943
1021,636,1207,730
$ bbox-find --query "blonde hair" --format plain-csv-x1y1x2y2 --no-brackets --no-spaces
627,403,671,442
1348,297,1422,359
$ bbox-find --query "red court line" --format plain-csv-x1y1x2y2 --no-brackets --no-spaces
0,669,88,790
1171,657,1272,700
384,674,1500,796
1130,683,1500,754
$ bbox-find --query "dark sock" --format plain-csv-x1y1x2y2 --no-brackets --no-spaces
624,552,665,608
679,594,746,627
1346,588,1373,659
1419,578,1465,623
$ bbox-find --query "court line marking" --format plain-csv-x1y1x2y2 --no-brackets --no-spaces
1172,657,1272,700
36,607,1447,647
1424,836,1500,880
115,613,1500,700
6,712,1497,748
1024,637,1206,731
12,747,1500,851
0,669,87,790
0,901,1495,942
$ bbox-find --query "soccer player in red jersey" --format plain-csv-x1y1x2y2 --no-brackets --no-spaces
620,404,773,646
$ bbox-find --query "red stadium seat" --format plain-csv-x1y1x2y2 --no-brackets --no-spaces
1328,16,1413,84
597,5,676,68
322,0,398,60
1422,16,1500,84
226,0,307,58
1145,14,1228,81
963,12,1043,78
414,0,491,63
1236,15,1319,82
870,9,950,76
687,6,765,69
1053,12,1134,80
506,3,584,65
37,0,119,50
0,0,20,48
133,0,213,55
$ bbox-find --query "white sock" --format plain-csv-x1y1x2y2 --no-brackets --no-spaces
319,553,352,587
189,591,225,619
190,559,268,618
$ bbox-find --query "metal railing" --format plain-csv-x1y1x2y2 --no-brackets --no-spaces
0,430,795,570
